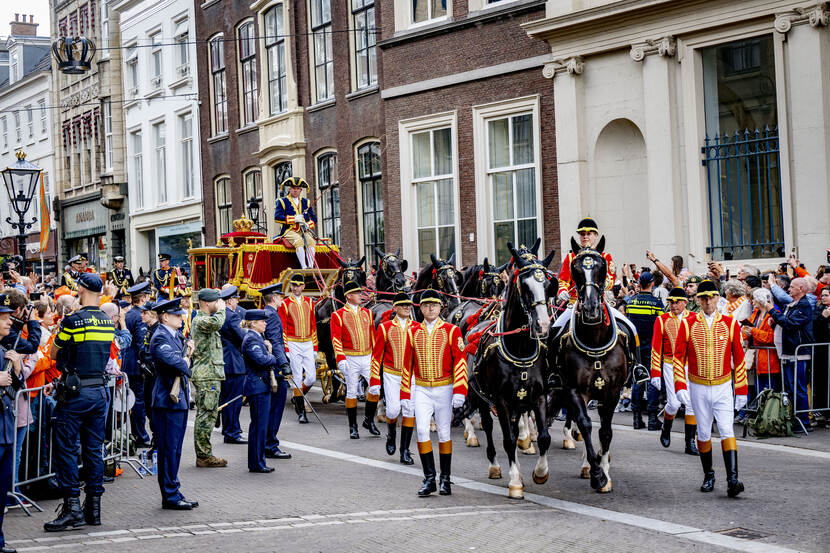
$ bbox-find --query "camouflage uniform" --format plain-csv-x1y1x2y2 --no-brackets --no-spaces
191,308,226,461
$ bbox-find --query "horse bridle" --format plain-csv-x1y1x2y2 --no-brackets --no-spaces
479,270,502,297
513,263,552,337
380,254,406,291
572,250,606,326
434,264,458,292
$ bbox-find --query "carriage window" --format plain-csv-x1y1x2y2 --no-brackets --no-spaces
412,128,455,267
487,113,537,266
358,142,383,265
216,177,233,237
317,153,340,246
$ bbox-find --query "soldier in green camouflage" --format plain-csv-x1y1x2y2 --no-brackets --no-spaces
191,289,228,467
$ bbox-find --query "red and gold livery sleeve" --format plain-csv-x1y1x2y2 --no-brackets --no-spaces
449,325,468,396
277,300,290,334
651,316,664,379
672,318,690,391
729,317,748,395
603,252,616,291
557,252,575,298
399,326,416,401
330,310,346,364
369,324,387,388
308,298,318,350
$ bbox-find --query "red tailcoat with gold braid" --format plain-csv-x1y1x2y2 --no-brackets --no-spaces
370,318,418,388
672,312,747,395
400,320,467,401
330,305,374,364
557,251,616,300
650,310,688,378
278,295,318,350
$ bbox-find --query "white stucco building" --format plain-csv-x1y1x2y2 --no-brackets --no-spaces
525,0,830,273
112,0,202,275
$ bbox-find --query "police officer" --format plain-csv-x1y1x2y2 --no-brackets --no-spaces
149,297,199,510
260,283,292,459
242,309,290,472
219,285,247,444
153,253,176,300
123,281,152,446
44,273,114,531
138,300,158,441
110,256,134,298
0,293,24,552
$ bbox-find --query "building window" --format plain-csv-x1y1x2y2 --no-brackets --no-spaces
274,161,292,198
179,113,194,198
174,21,189,71
1,117,7,149
487,113,537,266
316,153,340,246
153,121,167,204
238,21,258,126
39,100,47,135
150,32,162,88
310,0,334,102
14,112,20,142
412,127,454,266
131,130,143,209
216,177,233,236
26,106,33,139
126,46,138,95
100,2,109,56
244,169,263,225
103,99,113,171
352,0,377,90
209,35,228,134
264,5,287,114
412,0,446,24
701,35,783,260
358,142,383,264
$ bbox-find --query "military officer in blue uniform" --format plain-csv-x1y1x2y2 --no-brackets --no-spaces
152,253,177,300
260,283,292,459
0,294,24,552
61,255,83,291
274,177,318,269
123,281,152,446
110,256,134,298
242,309,291,472
219,285,247,444
149,298,199,510
45,273,114,532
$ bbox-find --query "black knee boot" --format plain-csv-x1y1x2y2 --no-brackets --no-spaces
44,497,85,532
699,446,715,493
438,452,452,495
660,416,673,448
363,400,381,435
347,406,359,439
386,421,397,455
418,449,437,497
723,449,744,498
294,396,308,424
633,410,645,429
399,424,415,465
648,412,662,431
83,495,101,526
685,424,699,456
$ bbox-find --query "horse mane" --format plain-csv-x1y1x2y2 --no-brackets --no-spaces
459,264,483,297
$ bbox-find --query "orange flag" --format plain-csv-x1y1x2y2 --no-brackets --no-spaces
39,173,49,253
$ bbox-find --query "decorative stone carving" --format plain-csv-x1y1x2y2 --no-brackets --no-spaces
775,3,829,33
630,36,676,62
542,56,584,79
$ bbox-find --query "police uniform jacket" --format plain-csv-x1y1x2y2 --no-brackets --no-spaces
242,330,277,396
122,307,145,377
263,305,289,368
625,292,665,346
673,312,747,395
150,325,191,410
274,196,317,237
220,307,246,376
370,318,418,387
53,306,115,378
400,320,467,401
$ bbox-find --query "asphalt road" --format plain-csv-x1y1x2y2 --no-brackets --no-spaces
5,388,828,553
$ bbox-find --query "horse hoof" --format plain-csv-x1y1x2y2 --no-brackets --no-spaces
464,430,469,439
489,466,502,479
322,395,330,404
563,439,576,450
574,431,583,442
508,484,524,499
467,436,480,448
530,432,539,442
521,444,536,455
580,466,590,479
517,437,531,450
532,471,549,485
597,478,613,493
377,414,387,424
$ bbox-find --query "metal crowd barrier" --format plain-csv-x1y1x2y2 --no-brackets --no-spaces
792,342,830,433
8,373,150,516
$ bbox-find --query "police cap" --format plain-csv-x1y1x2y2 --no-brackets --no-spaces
0,295,13,313
77,272,104,293
126,281,151,295
219,285,239,300
154,298,186,315
243,309,268,321
260,283,284,297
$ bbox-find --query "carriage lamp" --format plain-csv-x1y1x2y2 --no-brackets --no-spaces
247,196,265,233
52,35,97,75
2,150,41,270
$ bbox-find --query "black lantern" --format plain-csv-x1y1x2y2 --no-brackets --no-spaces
246,196,265,233
52,36,97,75
2,151,41,270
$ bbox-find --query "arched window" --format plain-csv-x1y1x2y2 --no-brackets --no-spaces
316,152,340,246
215,177,233,236
357,141,383,264
274,161,293,198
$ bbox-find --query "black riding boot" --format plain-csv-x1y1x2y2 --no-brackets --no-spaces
660,416,673,448
44,497,86,532
723,449,744,498
294,396,308,424
699,448,715,493
386,421,397,456
363,400,381,435
648,412,662,431
632,410,645,429
684,424,699,456
438,452,452,495
399,425,415,465
347,406,359,439
418,450,437,497
83,495,101,526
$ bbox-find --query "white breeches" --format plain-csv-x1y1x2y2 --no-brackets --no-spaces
552,304,638,337
413,384,453,443
343,355,371,400
295,245,316,269
663,362,694,417
689,381,734,442
383,373,413,420
288,340,316,389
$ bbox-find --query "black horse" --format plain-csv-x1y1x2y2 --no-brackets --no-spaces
468,241,556,499
447,258,507,336
411,254,462,321
368,247,410,326
549,237,627,493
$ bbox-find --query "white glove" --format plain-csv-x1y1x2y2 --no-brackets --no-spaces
368,385,381,396
734,395,747,412
452,393,466,409
401,399,413,413
650,376,662,391
558,289,571,302
337,360,347,373
676,389,690,407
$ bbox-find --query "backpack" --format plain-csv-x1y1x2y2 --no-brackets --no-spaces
748,389,794,437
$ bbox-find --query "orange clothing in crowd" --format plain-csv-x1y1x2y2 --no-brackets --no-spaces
746,309,780,375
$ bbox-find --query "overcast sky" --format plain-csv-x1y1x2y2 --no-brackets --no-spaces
3,1,52,38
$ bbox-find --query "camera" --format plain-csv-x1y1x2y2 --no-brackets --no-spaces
0,255,23,281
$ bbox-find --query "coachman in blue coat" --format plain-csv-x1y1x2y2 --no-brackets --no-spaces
218,285,247,443
149,298,199,510
260,283,292,459
274,177,318,269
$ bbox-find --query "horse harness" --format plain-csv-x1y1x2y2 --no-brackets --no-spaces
558,300,620,391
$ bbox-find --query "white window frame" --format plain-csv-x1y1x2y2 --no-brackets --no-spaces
179,113,194,199
153,120,167,204
100,1,110,59
398,111,461,267
263,3,288,115
472,95,543,264
14,112,21,143
237,19,259,126
243,167,264,225
39,100,47,135
351,0,377,91
173,19,189,75
208,34,228,136
125,45,139,97
25,105,33,140
215,175,233,238
131,129,144,210
1,117,7,150
308,0,334,104
149,31,163,88
410,0,449,27
103,99,113,171
315,149,340,246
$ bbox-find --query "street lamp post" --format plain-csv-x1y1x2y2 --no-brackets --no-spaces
247,196,265,233
2,151,41,271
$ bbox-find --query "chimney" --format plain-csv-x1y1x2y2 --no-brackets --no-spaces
10,14,38,37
